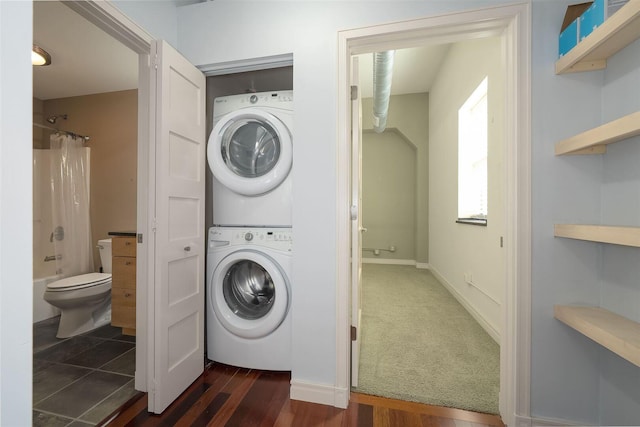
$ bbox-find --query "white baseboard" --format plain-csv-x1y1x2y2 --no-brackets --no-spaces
362,258,415,265
290,380,348,409
514,414,581,426
416,262,430,269
430,266,500,343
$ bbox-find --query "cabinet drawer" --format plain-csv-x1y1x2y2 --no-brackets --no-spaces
113,236,136,257
112,287,136,308
112,256,136,288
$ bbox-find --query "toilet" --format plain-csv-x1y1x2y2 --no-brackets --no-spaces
44,238,113,338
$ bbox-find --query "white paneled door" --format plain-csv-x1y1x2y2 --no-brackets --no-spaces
350,56,363,387
149,40,206,414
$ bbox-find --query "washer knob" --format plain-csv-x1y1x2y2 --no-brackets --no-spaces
250,95,258,104
245,232,254,241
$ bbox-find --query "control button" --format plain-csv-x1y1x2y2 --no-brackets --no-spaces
250,95,258,104
245,232,253,241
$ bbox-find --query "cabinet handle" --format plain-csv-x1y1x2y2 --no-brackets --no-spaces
124,292,131,297
125,261,132,265
184,246,191,252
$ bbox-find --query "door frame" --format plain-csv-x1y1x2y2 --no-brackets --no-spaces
336,3,531,425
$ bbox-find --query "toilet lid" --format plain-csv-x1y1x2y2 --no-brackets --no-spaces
47,272,112,291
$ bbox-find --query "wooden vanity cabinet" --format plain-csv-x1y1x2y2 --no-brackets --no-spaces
111,236,136,336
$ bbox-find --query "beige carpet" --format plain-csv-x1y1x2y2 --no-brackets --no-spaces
352,264,500,414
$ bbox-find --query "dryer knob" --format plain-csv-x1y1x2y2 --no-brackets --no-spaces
250,95,258,104
245,232,254,241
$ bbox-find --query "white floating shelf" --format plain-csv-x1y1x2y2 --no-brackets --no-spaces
555,111,640,155
555,305,640,367
554,224,640,247
556,0,640,74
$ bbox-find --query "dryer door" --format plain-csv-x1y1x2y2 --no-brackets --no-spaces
210,250,290,338
207,108,292,196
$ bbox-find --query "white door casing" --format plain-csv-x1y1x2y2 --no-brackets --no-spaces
337,4,531,422
149,40,206,414
350,56,363,387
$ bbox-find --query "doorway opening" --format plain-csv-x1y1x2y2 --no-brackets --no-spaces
32,1,140,424
337,4,532,424
352,36,504,414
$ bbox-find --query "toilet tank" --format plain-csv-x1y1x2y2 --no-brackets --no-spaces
97,238,113,273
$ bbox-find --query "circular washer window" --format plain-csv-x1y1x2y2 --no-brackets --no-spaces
223,259,276,320
207,108,292,196
210,250,289,339
221,119,280,178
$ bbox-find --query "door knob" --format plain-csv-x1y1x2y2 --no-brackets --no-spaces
360,226,368,232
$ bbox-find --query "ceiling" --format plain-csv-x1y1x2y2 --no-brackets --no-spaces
33,1,449,101
357,45,450,98
33,1,138,100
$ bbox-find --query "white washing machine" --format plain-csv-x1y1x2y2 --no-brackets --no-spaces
207,91,293,227
206,226,292,370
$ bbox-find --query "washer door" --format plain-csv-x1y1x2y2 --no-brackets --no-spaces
210,250,289,339
207,107,292,196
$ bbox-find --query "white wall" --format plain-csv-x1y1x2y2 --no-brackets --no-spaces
361,130,417,262
361,94,429,264
531,1,640,424
177,0,516,396
0,2,33,425
598,33,640,424
428,37,504,339
112,0,179,47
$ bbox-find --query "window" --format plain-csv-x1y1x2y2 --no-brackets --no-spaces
457,77,488,226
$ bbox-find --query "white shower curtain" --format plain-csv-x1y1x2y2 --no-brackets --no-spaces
49,133,94,277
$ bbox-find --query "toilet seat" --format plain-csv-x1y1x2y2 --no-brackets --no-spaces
47,272,112,292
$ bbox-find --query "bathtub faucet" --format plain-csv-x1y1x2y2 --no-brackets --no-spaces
44,255,61,262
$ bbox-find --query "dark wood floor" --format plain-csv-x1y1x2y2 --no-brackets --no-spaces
103,363,505,427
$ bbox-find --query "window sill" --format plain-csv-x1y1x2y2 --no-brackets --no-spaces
456,218,487,226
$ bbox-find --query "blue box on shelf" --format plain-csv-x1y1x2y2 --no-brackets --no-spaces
558,2,592,58
580,0,629,41
559,18,580,57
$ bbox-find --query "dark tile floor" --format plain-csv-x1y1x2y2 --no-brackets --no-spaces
33,317,140,427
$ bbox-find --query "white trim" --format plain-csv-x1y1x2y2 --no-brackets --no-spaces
135,52,151,394
199,53,293,76
62,1,152,54
337,4,531,425
513,414,582,427
501,3,532,422
361,257,416,265
336,22,352,412
416,262,430,269
290,380,348,409
430,267,500,343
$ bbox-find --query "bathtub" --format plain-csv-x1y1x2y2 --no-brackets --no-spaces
33,275,61,323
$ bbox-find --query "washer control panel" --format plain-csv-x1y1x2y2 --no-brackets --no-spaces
214,90,293,108
209,227,292,252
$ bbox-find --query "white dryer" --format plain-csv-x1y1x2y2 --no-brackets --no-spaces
206,226,292,370
207,91,293,227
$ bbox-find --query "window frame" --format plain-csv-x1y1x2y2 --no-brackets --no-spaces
457,76,489,226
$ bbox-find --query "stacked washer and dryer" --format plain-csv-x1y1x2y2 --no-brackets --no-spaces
206,91,293,371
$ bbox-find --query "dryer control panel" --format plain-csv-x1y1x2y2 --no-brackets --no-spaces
208,227,292,252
